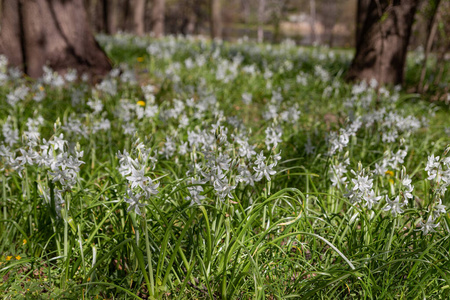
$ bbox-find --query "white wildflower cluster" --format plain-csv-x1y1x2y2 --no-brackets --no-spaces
1,123,84,215
373,146,408,175
382,195,406,217
6,85,29,107
382,168,414,217
180,121,279,205
344,166,381,210
327,118,362,156
417,151,450,234
42,66,68,87
329,157,350,188
262,90,301,124
2,116,20,146
425,154,450,195
344,81,422,145
117,138,159,214
340,162,417,216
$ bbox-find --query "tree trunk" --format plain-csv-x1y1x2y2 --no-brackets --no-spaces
355,0,370,46
210,0,222,39
128,0,145,35
309,0,316,44
0,0,111,81
347,0,419,85
257,0,265,43
242,0,250,24
0,0,23,67
105,0,118,34
418,0,441,93
151,0,165,38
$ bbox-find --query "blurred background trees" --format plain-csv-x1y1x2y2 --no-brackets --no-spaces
0,0,448,87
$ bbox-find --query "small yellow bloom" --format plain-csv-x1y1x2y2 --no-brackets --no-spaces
23,239,27,245
15,255,21,260
6,256,12,261
385,170,394,176
137,100,146,107
39,85,45,91
137,57,144,62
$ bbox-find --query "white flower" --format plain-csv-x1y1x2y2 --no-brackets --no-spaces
363,190,381,209
352,175,373,194
254,162,276,182
125,190,147,215
265,126,282,150
126,166,151,190
383,196,405,216
418,216,439,235
432,198,446,218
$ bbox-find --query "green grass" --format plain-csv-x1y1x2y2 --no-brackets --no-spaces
0,34,449,299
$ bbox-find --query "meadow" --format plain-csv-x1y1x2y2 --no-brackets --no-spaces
0,34,449,299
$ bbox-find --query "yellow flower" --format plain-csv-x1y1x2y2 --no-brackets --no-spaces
23,239,27,245
137,100,146,107
6,256,12,261
385,170,394,176
15,255,21,260
39,85,45,92
137,57,144,62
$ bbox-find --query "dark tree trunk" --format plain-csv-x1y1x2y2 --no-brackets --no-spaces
105,0,118,34
210,0,222,39
347,0,419,85
151,0,165,38
0,0,111,81
355,0,370,46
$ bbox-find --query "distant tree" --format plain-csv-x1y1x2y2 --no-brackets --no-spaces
309,0,316,44
269,0,287,43
347,0,419,85
355,0,370,46
317,0,346,47
105,0,119,34
210,0,222,39
257,0,266,43
152,0,165,37
128,0,146,36
417,0,441,93
0,0,111,80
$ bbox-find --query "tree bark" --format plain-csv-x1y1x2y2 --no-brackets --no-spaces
0,0,111,81
257,0,266,43
0,0,23,67
128,0,146,35
210,0,222,39
347,0,419,85
355,0,371,46
309,0,316,44
105,0,118,34
151,0,165,38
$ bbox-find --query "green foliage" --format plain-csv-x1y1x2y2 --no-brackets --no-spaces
0,34,449,299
